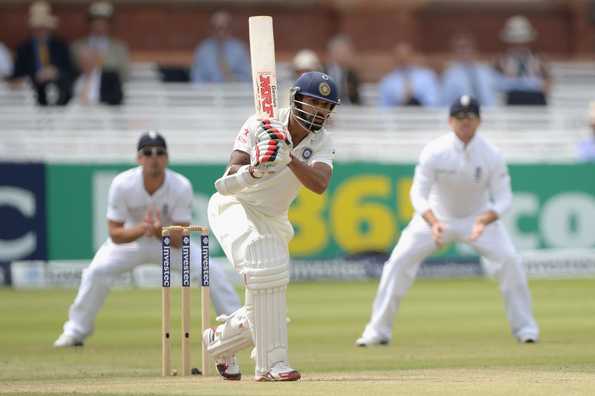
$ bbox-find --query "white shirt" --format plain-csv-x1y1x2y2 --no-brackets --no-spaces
410,132,512,220
0,42,12,78
107,167,193,230
232,107,335,217
87,35,110,53
74,68,100,105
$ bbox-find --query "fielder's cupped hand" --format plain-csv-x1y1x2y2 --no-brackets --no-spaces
431,221,445,247
143,207,162,238
468,220,486,241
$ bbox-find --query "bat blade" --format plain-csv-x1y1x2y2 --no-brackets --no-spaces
249,16,278,120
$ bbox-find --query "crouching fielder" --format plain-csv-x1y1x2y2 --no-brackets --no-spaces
205,71,339,381
356,95,539,347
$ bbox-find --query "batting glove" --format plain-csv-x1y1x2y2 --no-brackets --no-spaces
251,138,291,176
256,119,292,147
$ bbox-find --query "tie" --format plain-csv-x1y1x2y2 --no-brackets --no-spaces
402,70,413,104
216,41,233,81
402,70,421,106
38,40,49,68
464,64,481,102
80,74,92,104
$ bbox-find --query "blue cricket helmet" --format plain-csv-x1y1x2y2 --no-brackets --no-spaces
290,72,340,133
292,71,340,105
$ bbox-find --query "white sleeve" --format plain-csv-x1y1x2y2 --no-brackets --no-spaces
409,146,434,215
488,151,512,216
170,180,193,223
310,134,335,168
232,115,258,155
106,179,127,222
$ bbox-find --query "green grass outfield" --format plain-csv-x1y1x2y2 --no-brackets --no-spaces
1,278,595,395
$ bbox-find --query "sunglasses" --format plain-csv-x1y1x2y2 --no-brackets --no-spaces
140,147,167,157
452,112,478,120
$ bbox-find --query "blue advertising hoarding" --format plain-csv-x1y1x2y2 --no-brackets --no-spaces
0,163,47,268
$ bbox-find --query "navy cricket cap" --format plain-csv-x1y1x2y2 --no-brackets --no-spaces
137,131,167,151
293,71,340,105
450,95,480,117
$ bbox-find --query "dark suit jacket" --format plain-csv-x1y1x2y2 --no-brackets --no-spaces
342,68,361,105
11,35,74,106
99,69,124,105
324,64,361,105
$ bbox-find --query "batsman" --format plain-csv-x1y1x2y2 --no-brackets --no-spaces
204,71,340,381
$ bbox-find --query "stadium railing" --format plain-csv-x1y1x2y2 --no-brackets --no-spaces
0,104,587,163
0,61,592,163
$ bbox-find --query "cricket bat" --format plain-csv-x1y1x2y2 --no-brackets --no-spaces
249,16,278,119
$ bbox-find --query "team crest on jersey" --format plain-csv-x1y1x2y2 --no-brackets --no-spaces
319,82,331,97
302,147,313,160
237,128,249,144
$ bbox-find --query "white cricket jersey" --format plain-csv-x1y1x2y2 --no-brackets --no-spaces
107,167,193,228
410,132,512,219
232,107,335,217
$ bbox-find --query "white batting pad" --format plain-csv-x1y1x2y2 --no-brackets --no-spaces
242,236,290,376
205,307,253,360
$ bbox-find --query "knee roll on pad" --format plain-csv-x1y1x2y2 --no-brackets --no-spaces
243,235,289,270
241,235,290,291
243,265,290,290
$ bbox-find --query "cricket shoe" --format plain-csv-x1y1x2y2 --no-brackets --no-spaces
254,362,301,382
355,334,389,347
53,333,84,348
202,327,242,381
215,355,241,381
518,334,539,344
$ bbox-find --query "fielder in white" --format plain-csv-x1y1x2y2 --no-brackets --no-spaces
54,132,241,347
356,95,539,347
204,71,339,381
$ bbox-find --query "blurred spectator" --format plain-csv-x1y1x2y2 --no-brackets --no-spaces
378,42,440,107
441,33,497,107
72,1,129,81
73,46,123,106
292,49,322,78
10,1,74,105
191,10,251,83
495,15,550,105
0,42,13,79
278,49,322,108
576,101,595,162
324,34,361,105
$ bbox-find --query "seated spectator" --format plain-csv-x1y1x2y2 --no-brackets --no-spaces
73,46,123,106
495,15,550,105
191,10,251,83
10,1,74,106
324,34,361,105
441,32,497,107
378,42,440,107
292,49,322,78
577,102,595,162
0,42,13,79
72,1,129,81
278,49,322,107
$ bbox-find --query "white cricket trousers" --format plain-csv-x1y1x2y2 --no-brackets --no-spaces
362,215,539,342
208,193,294,375
62,237,241,339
